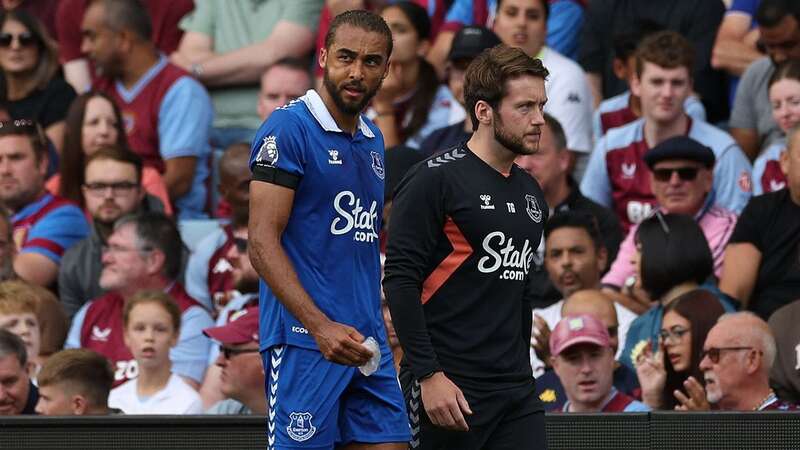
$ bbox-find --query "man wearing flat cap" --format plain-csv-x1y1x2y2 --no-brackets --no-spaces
601,136,738,314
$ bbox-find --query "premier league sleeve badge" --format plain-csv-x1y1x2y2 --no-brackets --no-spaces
256,136,279,167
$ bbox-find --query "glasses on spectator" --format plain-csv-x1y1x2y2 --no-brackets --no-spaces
652,167,699,182
84,181,139,196
233,237,248,253
219,345,259,359
101,244,153,255
659,326,689,344
701,346,761,364
0,32,36,48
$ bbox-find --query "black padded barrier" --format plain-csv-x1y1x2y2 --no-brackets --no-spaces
1,412,800,450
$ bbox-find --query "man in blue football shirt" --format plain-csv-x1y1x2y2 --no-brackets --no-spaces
248,10,410,450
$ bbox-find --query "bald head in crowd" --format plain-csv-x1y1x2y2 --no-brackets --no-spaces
562,290,619,353
700,312,777,410
218,143,252,227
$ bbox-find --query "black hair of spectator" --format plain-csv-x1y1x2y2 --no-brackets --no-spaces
85,144,144,184
543,112,567,151
0,328,27,367
385,145,425,202
496,0,550,22
660,289,726,410
95,0,152,42
635,213,713,300
612,19,665,62
756,0,800,28
378,2,438,140
769,58,800,88
37,349,114,408
544,211,603,250
324,9,393,59
60,91,129,208
0,9,59,95
0,119,47,160
114,212,183,281
384,1,431,40
464,45,549,130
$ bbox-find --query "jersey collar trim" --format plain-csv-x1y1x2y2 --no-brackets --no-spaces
302,89,375,138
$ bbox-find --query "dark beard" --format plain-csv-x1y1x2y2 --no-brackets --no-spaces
493,114,529,155
322,68,381,115
235,276,260,295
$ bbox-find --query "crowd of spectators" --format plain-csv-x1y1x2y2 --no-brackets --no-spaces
0,0,797,429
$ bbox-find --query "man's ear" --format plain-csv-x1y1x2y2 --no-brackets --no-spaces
72,394,88,415
596,246,608,273
630,73,642,98
474,100,493,127
147,249,167,277
318,47,328,70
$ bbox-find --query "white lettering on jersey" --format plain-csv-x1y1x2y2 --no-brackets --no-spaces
331,191,379,243
477,231,533,280
627,201,654,225
291,326,309,335
114,359,138,381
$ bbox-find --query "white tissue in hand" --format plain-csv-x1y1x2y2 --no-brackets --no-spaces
358,337,380,376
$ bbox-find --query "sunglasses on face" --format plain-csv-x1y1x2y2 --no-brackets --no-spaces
701,346,760,364
219,345,259,359
0,32,36,48
233,237,248,253
652,167,700,182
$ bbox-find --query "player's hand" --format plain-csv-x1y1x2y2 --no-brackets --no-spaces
311,319,374,366
419,372,473,432
532,314,552,366
674,376,710,411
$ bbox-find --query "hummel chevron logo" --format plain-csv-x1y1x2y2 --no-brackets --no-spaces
427,148,466,168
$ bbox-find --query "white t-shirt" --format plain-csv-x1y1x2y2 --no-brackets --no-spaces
540,46,594,154
109,373,203,415
530,299,638,378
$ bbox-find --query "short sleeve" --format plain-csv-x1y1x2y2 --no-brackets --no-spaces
729,61,763,130
178,0,215,35
579,138,612,207
280,0,324,29
170,306,214,383
728,196,762,249
22,204,90,264
712,144,752,214
249,108,308,189
158,77,214,160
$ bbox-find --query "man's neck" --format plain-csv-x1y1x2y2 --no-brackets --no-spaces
568,391,613,413
789,189,800,207
9,189,46,214
468,127,518,174
544,176,571,210
628,94,642,117
241,390,267,414
120,277,170,299
94,221,114,242
725,384,773,411
120,47,160,90
318,87,359,135
643,114,689,148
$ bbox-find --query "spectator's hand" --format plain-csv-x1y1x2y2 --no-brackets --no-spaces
373,62,404,111
328,0,365,16
311,319,374,366
420,372,473,431
674,376,710,411
532,314,552,366
635,340,667,409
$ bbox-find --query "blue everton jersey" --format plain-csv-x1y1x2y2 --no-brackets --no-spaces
249,89,387,352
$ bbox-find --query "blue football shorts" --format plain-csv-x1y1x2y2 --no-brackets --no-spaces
262,340,411,449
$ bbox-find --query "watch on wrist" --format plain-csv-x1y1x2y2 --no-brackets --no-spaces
190,63,204,77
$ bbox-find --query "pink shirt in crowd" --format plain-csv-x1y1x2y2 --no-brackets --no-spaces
602,205,737,288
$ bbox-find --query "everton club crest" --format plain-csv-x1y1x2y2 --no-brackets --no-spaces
287,412,316,442
525,194,543,223
256,136,279,166
371,151,385,180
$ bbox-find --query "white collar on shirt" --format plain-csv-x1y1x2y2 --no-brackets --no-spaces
301,89,375,138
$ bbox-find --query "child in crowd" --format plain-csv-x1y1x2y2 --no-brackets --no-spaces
109,291,202,414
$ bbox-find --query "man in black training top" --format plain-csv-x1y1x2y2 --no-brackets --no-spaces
384,45,549,449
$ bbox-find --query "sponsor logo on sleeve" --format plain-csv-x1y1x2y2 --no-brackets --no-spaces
256,136,279,166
